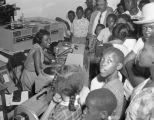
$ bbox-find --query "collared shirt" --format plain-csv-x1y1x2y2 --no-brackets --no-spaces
126,79,154,120
73,17,89,38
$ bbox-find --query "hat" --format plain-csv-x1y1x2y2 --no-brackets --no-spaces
134,2,154,24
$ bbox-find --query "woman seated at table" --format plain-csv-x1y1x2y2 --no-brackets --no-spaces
20,29,53,93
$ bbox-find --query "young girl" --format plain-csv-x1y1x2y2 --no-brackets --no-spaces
20,29,51,92
48,65,85,120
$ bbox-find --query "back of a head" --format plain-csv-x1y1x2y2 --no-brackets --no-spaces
103,47,124,64
112,23,131,41
86,88,117,116
56,65,87,96
117,14,131,23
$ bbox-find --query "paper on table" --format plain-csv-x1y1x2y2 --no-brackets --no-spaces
65,53,84,68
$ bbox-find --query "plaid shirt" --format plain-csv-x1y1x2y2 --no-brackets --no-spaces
126,79,154,120
48,104,82,120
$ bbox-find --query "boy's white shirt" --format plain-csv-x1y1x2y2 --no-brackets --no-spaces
90,72,134,100
90,72,123,91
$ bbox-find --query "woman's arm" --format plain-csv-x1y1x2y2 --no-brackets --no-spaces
33,49,42,76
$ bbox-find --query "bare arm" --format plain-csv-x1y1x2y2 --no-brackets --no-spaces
33,49,42,76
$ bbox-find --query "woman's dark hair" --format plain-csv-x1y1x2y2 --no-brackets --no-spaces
112,23,131,41
33,29,50,44
56,65,87,111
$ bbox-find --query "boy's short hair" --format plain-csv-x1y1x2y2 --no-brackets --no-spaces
86,88,117,115
103,47,124,63
76,6,84,12
68,10,75,16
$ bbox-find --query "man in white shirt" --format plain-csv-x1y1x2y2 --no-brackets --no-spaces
88,0,113,35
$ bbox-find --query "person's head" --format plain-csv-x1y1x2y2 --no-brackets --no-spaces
134,3,154,40
84,88,117,120
68,10,75,23
106,14,117,30
112,23,131,41
96,0,107,12
99,47,124,78
124,0,137,11
85,8,93,21
76,6,84,19
85,0,93,9
142,23,154,40
95,24,105,36
56,65,88,111
117,3,125,14
139,33,154,68
33,29,50,49
117,14,131,24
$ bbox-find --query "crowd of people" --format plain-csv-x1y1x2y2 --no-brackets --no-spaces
19,0,154,120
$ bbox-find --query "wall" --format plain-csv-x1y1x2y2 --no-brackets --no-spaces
7,0,85,20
